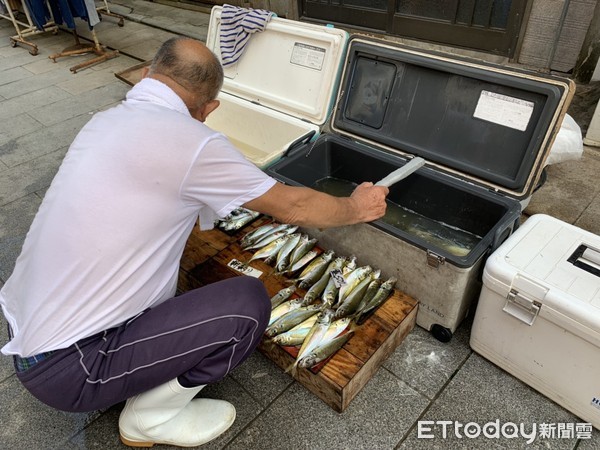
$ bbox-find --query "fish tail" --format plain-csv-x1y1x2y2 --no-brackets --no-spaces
284,360,300,376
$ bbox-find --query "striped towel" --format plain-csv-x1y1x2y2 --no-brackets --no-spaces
220,4,274,67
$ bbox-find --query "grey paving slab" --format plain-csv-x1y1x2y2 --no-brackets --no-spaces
66,404,126,450
22,49,86,75
0,377,99,450
228,351,294,407
28,81,127,126
227,368,429,450
0,66,33,86
119,39,172,61
525,147,600,227
0,66,75,99
56,69,121,95
89,53,143,73
0,194,41,282
0,112,43,147
0,113,90,167
383,316,473,400
0,48,39,68
0,85,72,121
578,428,600,448
576,196,600,235
163,22,208,41
75,18,177,61
0,146,66,207
96,25,172,50
398,353,584,449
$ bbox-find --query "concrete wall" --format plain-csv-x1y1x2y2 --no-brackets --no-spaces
574,0,600,81
518,0,597,72
192,0,597,74
204,0,298,18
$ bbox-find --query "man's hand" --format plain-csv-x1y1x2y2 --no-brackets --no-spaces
349,182,389,223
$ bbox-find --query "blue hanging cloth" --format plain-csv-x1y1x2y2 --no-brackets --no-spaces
24,0,99,31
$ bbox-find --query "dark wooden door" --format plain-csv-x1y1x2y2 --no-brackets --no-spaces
300,0,528,57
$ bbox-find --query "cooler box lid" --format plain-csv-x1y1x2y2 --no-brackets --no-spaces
482,214,600,345
206,6,348,126
331,37,575,200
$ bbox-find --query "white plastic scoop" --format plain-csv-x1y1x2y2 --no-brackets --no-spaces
375,157,426,187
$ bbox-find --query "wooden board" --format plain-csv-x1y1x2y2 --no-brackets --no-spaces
179,218,418,412
115,61,150,86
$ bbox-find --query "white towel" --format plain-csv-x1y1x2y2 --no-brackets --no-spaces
219,4,273,67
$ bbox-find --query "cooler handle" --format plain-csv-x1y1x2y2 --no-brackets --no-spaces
490,215,520,253
283,131,316,158
567,244,600,277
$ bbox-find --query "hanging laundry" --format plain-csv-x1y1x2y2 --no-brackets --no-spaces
219,4,273,67
24,0,99,31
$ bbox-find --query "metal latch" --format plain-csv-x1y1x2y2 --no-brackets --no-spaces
503,288,542,325
426,250,445,268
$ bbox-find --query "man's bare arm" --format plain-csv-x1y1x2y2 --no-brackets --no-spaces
243,182,389,229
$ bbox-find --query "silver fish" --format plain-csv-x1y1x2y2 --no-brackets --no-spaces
265,304,323,338
275,233,302,272
355,278,383,315
297,332,353,369
269,298,303,326
337,265,373,305
322,317,353,342
217,208,259,230
271,315,319,346
270,286,296,310
289,236,318,267
246,235,289,265
297,250,335,289
245,225,298,250
290,314,319,331
244,230,289,251
342,255,357,275
240,223,277,247
242,223,292,248
335,270,380,319
357,277,397,321
271,327,312,346
284,249,319,274
295,309,335,365
304,256,347,305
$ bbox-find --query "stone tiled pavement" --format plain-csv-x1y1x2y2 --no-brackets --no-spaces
0,2,599,449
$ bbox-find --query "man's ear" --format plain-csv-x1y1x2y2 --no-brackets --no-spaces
197,99,220,122
141,66,150,79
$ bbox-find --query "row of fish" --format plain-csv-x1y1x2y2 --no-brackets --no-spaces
239,221,397,370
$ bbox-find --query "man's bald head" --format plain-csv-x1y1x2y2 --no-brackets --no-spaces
149,37,224,108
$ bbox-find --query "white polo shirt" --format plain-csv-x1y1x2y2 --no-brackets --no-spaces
0,78,276,357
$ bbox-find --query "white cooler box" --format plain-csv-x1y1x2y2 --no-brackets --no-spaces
470,214,600,429
204,6,348,168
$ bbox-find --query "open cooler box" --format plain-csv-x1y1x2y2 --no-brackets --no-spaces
267,36,574,341
470,214,600,429
204,6,348,168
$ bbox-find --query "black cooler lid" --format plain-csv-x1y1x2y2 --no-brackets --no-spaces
331,37,574,199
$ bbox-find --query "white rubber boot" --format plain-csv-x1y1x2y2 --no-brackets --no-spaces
118,378,236,448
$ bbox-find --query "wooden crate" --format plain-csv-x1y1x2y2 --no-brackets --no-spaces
179,218,418,412
114,61,150,86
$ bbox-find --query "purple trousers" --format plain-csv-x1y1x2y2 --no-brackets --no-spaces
16,276,270,412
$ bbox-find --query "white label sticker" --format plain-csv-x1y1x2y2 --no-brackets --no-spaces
473,90,534,132
227,259,263,278
329,268,346,289
290,43,326,71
